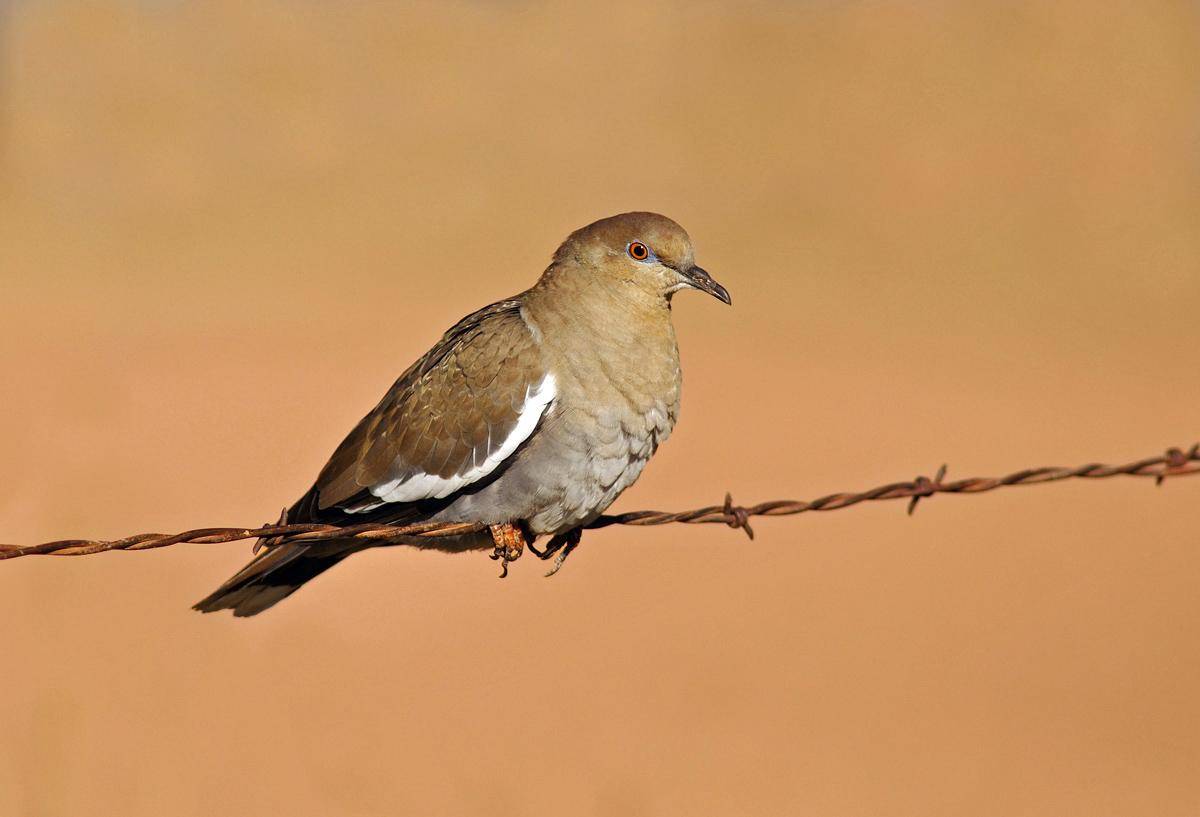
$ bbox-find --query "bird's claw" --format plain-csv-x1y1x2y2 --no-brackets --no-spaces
489,523,527,578
533,529,582,577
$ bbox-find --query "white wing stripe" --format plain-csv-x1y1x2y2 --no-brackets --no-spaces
346,373,556,510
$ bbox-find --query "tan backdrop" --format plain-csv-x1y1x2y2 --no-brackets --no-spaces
2,1,1198,815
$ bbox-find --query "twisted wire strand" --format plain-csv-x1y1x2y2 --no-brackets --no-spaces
2,444,1196,560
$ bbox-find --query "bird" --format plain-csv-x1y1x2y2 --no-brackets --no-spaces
194,211,730,616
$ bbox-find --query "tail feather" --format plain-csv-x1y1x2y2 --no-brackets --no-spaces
192,543,354,617
194,494,493,616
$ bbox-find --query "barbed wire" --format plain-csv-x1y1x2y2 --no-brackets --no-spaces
1,444,1196,562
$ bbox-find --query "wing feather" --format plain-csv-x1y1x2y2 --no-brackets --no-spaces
301,299,550,518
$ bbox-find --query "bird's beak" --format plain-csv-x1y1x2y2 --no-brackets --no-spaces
682,265,732,305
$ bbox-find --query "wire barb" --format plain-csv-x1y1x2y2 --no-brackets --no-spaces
907,464,948,516
1157,444,1199,486
1,444,1196,561
723,493,755,540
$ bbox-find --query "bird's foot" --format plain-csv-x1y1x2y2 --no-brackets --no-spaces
528,528,582,577
488,522,527,578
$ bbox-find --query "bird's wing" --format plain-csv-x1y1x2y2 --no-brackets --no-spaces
298,298,553,518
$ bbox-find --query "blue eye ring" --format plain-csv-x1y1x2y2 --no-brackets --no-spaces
628,241,652,262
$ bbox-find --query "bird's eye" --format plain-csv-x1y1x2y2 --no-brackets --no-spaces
628,241,650,261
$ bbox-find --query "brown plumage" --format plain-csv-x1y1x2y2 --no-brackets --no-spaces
195,212,730,616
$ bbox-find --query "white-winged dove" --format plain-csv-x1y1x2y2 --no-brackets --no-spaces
195,212,730,615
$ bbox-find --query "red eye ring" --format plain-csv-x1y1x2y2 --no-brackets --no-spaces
628,241,650,261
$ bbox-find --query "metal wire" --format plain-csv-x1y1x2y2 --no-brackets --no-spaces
1,444,1196,561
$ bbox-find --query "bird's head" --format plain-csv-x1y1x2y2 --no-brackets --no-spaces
549,212,731,306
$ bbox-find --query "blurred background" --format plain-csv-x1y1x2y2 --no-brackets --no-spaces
2,1,1198,815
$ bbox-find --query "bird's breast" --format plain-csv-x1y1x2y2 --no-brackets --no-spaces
515,324,680,533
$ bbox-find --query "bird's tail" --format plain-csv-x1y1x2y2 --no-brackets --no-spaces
192,541,356,617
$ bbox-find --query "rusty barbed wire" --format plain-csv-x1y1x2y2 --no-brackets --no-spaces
1,444,1196,561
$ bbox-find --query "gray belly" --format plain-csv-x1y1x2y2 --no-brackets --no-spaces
429,397,676,537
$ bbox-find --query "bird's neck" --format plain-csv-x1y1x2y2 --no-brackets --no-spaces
523,265,676,353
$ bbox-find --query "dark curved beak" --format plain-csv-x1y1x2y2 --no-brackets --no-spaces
683,265,732,305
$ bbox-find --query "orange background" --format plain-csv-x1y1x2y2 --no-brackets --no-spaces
2,2,1198,815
